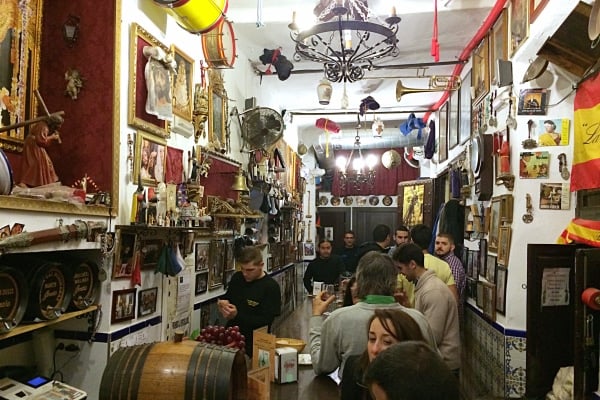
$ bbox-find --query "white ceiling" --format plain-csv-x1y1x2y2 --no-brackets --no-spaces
225,0,496,147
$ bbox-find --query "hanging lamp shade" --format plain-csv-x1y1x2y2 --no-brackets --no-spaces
317,79,333,105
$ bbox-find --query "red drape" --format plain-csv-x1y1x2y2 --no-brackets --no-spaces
331,148,419,196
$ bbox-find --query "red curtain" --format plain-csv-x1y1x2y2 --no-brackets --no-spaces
331,148,419,196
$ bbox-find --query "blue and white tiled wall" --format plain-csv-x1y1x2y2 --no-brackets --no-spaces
463,304,527,399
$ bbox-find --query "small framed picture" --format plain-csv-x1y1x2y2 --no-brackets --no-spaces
170,45,194,121
208,239,225,289
471,250,480,279
519,151,549,179
0,225,10,239
486,255,497,283
517,88,548,116
10,223,24,235
497,226,512,266
225,240,235,271
510,0,529,56
466,277,478,300
195,271,209,295
479,239,488,279
266,256,273,272
540,182,570,210
303,242,315,257
482,282,497,321
476,281,485,309
111,288,137,324
324,227,334,241
134,130,168,187
138,287,158,317
195,242,210,271
113,231,137,279
141,238,163,269
496,266,508,314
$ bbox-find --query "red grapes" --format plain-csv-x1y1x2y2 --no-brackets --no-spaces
195,325,246,352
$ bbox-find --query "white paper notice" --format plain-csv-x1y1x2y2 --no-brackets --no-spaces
177,274,192,314
541,268,570,307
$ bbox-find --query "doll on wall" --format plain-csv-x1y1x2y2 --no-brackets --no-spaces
19,116,62,187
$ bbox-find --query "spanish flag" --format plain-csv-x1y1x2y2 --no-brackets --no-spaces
572,72,600,191
557,218,600,247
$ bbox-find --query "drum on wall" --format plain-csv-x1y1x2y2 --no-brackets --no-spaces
99,341,247,400
0,266,29,333
153,0,229,34
201,18,237,68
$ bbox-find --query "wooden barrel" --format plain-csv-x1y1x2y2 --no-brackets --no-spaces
0,266,29,333
64,259,99,311
99,341,247,400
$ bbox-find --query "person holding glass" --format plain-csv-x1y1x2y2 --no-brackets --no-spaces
303,239,345,295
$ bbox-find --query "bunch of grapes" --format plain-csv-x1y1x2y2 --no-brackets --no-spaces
195,325,246,352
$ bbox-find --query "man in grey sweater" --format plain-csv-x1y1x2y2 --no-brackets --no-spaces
309,251,437,378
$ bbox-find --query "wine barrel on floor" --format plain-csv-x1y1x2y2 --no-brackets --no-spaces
0,266,29,332
99,341,247,400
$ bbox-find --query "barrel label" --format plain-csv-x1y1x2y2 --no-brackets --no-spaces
38,267,66,319
0,272,18,320
72,264,94,309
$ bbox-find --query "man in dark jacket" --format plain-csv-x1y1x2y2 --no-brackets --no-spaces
355,224,392,263
303,239,345,293
334,230,359,274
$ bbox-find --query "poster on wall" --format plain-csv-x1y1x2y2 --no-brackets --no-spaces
519,151,549,178
539,182,570,210
536,118,570,146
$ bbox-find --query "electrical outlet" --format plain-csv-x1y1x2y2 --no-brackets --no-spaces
65,344,80,352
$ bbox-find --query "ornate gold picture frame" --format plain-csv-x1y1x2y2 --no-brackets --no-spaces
510,0,529,57
208,69,228,152
497,226,512,266
134,130,167,187
491,8,508,85
471,36,490,106
171,45,194,121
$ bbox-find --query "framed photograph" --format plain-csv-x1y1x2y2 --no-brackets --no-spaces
471,37,490,106
195,271,209,295
459,70,472,144
517,88,548,115
208,69,228,152
128,23,170,138
491,8,509,85
0,225,10,239
530,0,549,23
111,288,137,324
448,89,459,150
496,266,508,314
141,238,163,269
519,151,549,179
497,226,512,266
482,282,497,321
10,223,24,236
134,130,168,187
195,242,210,271
510,0,529,57
540,182,570,210
489,197,502,253
170,45,194,121
208,239,225,289
479,239,488,279
476,281,485,309
398,179,433,229
500,194,514,223
303,242,315,258
113,231,137,279
537,118,570,146
486,254,497,283
324,227,334,241
438,101,448,163
138,287,158,317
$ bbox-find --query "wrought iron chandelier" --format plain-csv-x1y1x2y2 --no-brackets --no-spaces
289,1,401,83
336,131,377,191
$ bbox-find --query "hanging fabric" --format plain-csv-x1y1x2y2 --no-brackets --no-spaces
424,119,436,159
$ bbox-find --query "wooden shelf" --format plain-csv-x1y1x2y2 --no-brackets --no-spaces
0,305,98,341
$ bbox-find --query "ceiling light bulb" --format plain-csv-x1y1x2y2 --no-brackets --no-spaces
366,154,378,169
352,157,364,171
336,156,347,171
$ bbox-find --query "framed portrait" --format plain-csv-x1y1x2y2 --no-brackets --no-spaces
113,231,137,279
195,242,210,271
134,130,167,187
497,226,512,266
324,227,334,241
482,282,497,321
517,88,548,116
141,238,163,269
529,0,549,23
138,287,158,317
170,45,194,121
208,239,225,289
491,8,508,85
195,271,209,295
208,69,228,152
471,37,490,106
486,255,497,283
398,179,433,229
438,101,448,163
496,266,508,314
303,242,315,258
510,0,529,57
476,281,485,309
448,88,459,150
111,288,137,324
128,23,170,138
459,70,472,144
488,197,502,253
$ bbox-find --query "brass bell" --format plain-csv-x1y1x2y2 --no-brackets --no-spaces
231,170,250,192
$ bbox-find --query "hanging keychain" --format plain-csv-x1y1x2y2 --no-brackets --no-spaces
522,193,533,223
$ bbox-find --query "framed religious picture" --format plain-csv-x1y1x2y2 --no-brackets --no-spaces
448,88,459,150
111,288,137,324
113,231,136,279
486,254,497,283
397,179,433,229
518,88,548,115
510,0,529,56
488,197,502,253
496,265,508,314
497,226,512,266
134,130,167,187
482,282,497,321
459,70,472,144
128,23,170,138
438,101,448,163
491,8,509,85
170,45,194,121
138,287,158,317
141,238,163,269
195,271,209,295
208,239,225,289
529,0,549,23
195,242,210,271
225,240,235,271
471,36,490,106
208,69,228,152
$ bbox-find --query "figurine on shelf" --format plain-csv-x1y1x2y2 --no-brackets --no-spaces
19,117,62,187
156,182,167,226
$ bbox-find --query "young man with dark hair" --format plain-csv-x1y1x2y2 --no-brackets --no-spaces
335,230,359,274
434,233,466,319
218,246,281,357
388,225,410,255
303,239,345,293
355,224,392,262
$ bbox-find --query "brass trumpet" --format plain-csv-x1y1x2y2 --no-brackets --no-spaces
396,75,461,102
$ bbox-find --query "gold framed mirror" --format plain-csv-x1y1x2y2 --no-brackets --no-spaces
208,69,227,152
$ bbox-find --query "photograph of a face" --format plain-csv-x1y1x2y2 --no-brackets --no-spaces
537,118,570,146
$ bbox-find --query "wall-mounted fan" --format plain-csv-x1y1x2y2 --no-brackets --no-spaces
241,107,284,150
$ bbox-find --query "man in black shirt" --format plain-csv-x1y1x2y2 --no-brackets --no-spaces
334,230,359,274
218,246,281,357
303,239,345,293
355,224,392,262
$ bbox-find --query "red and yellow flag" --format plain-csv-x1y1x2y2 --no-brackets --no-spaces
572,72,600,191
557,218,600,247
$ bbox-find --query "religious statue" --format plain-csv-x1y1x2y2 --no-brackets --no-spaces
19,116,62,187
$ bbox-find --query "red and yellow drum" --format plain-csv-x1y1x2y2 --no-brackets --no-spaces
201,18,237,68
153,0,229,34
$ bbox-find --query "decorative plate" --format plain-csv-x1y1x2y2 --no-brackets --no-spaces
382,195,393,206
319,196,328,206
343,196,353,206
369,196,379,206
330,196,341,206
